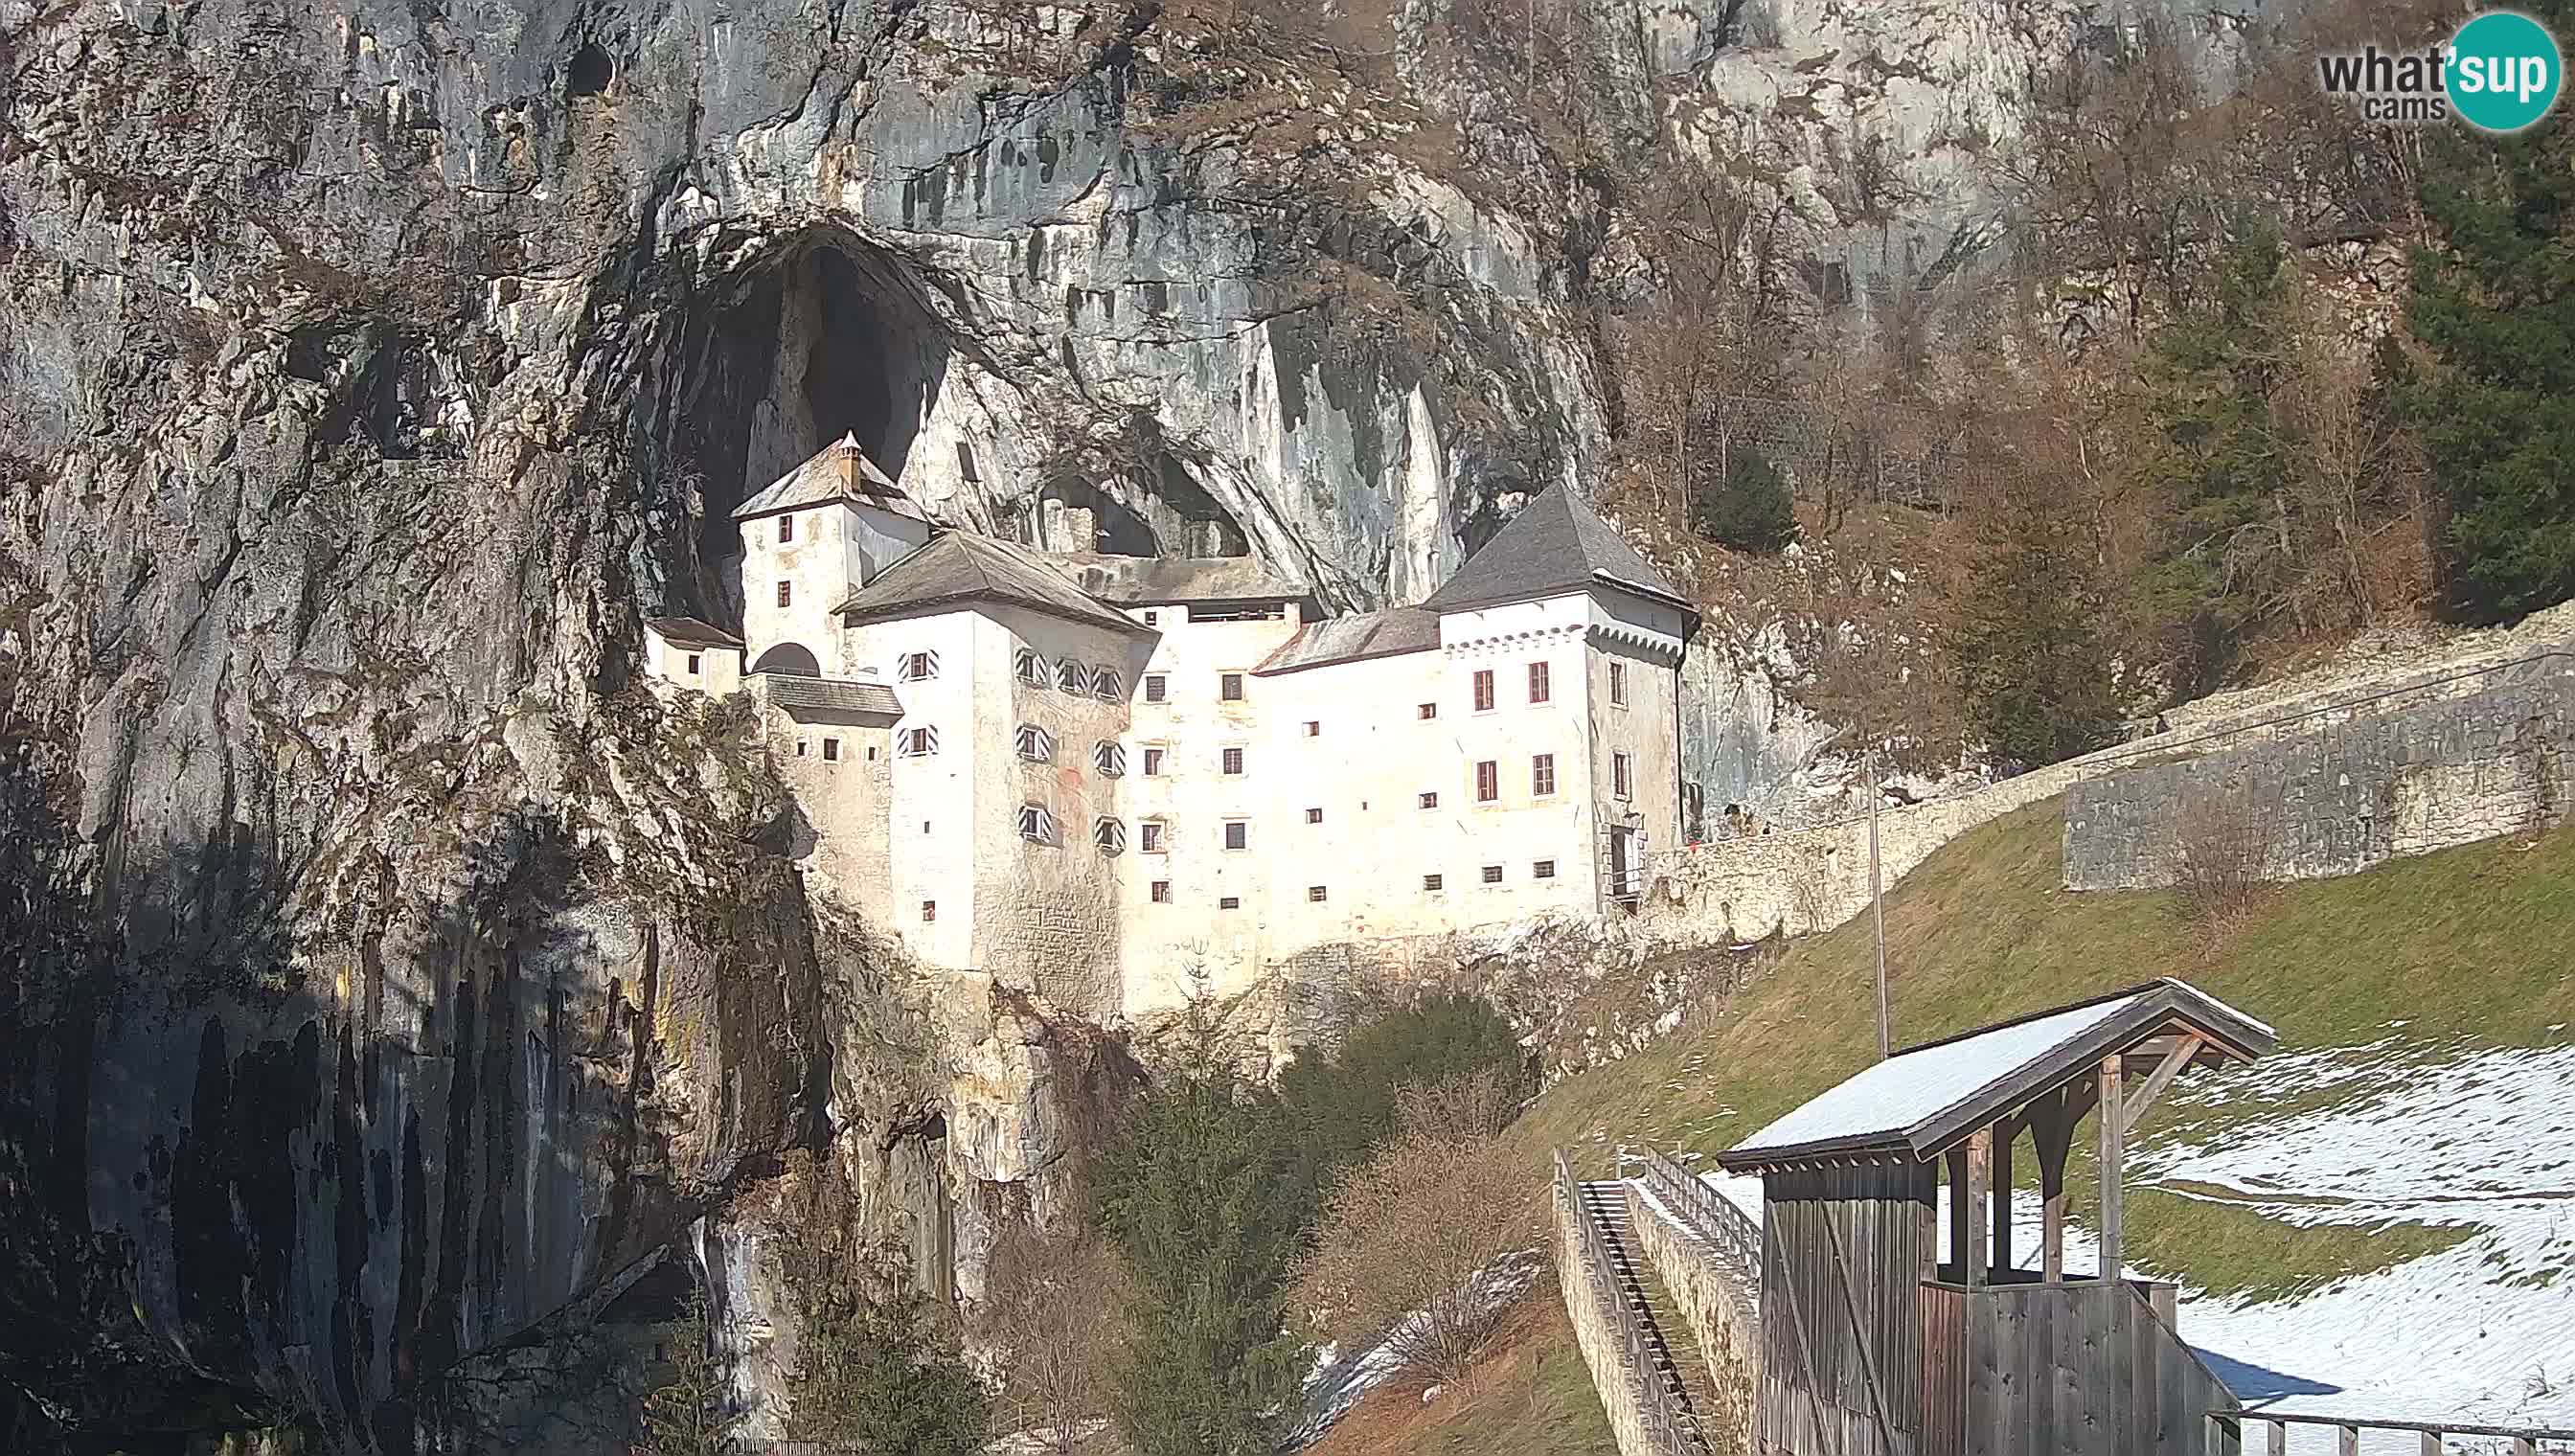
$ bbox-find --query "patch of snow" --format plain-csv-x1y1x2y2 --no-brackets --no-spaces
1289,1251,1546,1447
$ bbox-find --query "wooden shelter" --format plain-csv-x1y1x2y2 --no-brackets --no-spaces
1715,978,2277,1456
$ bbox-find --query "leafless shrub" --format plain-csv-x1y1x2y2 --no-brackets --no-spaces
1291,1073,1540,1383
2171,792,2280,935
981,1228,1129,1454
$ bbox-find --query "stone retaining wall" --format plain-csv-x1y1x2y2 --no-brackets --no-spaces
1627,1184,1760,1454
1556,1185,1664,1456
2063,663,2575,891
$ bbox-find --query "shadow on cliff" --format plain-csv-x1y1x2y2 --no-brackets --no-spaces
0,744,832,1454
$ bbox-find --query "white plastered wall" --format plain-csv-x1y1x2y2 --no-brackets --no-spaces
739,500,929,669
643,630,742,696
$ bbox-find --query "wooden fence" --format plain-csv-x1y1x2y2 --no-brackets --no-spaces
2207,1410,2575,1455
1556,1150,1711,1456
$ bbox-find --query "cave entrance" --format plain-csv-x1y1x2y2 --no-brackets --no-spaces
658,232,954,594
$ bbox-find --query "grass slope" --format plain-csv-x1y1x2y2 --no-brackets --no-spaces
1304,1291,1620,1456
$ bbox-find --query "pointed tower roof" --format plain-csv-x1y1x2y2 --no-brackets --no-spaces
732,434,926,522
1421,485,1694,615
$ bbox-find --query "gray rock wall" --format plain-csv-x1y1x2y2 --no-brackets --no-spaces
2063,661,2575,892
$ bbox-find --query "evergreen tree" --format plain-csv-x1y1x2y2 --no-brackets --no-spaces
2134,216,2292,692
1091,1068,1311,1456
2406,47,2575,624
638,1288,733,1456
789,1288,990,1456
1277,992,1533,1195
1690,445,1800,554
1952,484,2122,767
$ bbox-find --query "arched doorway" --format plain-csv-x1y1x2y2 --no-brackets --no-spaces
752,642,821,676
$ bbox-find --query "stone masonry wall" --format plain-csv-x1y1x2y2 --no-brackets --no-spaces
2063,660,2575,891
1643,644,2574,944
1628,1184,1759,1454
1557,1183,1666,1456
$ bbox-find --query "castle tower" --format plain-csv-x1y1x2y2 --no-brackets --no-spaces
733,434,932,675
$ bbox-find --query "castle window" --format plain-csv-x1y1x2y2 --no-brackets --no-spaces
779,514,795,544
1151,880,1173,902
1094,741,1128,777
1308,885,1327,903
776,580,792,607
1095,668,1125,700
1015,648,1047,687
1222,747,1245,776
899,650,939,682
1143,746,1167,777
898,727,939,757
686,653,702,674
1481,864,1504,884
795,739,809,757
1016,804,1057,844
1534,859,1557,879
922,900,936,922
1223,820,1248,851
1303,720,1319,737
1529,661,1550,704
1140,820,1167,853
1094,817,1127,854
1418,702,1437,719
1419,791,1438,809
1532,753,1556,797
1145,674,1168,703
1219,896,1242,910
1609,660,1629,707
1472,671,1495,712
1305,807,1322,824
1143,610,1159,626
1423,874,1444,892
1058,660,1091,694
1475,761,1498,803
1015,725,1056,762
1614,752,1632,800
1220,672,1244,701
822,738,841,762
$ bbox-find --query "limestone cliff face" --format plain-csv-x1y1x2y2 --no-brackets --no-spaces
0,0,2249,1450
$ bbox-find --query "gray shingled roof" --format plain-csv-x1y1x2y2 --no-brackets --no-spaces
1036,551,1315,606
645,615,744,648
836,534,1154,637
759,673,903,720
733,434,928,522
1420,486,1693,614
1255,607,1440,675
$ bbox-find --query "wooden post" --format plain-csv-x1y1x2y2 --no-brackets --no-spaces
1991,1117,2016,1276
2267,1419,2287,1456
2030,1088,2074,1284
1918,1158,1940,1280
1947,1145,1971,1284
1964,1127,1991,1290
2338,1425,2360,1456
2420,1432,2444,1456
2098,1055,2125,1280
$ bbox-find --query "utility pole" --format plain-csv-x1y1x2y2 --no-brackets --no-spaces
1869,744,1890,1060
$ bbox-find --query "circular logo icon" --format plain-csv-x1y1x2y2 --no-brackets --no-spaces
2446,11,2564,132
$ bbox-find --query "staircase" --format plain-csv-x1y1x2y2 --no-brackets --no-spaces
1574,1178,1712,1454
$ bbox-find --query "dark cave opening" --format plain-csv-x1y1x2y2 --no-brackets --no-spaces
564,42,614,100
658,234,954,598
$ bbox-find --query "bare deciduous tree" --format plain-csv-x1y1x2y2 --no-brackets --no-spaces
2171,793,2281,938
1290,1074,1539,1383
982,1229,1130,1454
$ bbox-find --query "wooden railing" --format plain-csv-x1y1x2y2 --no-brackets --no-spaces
1636,1148,1763,1276
2207,1410,2575,1455
1556,1150,1711,1456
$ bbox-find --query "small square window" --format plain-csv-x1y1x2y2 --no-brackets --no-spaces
796,739,809,758
685,652,702,674
1222,747,1245,776
1609,660,1629,707
1220,672,1244,701
1219,896,1242,910
779,514,795,544
921,899,936,922
1472,670,1494,712
1475,761,1498,803
1534,859,1557,879
1423,874,1444,892
1305,807,1323,824
1151,880,1173,903
1143,747,1166,777
1303,720,1320,737
1308,885,1327,903
1224,821,1248,851
1418,702,1437,719
1418,791,1438,809
822,738,841,762
1145,674,1168,703
1140,821,1166,853
776,580,792,608
1528,661,1551,704
1144,610,1160,626
1481,864,1504,884
867,745,877,761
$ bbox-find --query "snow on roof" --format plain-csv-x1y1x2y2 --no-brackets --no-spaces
1720,978,2276,1169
